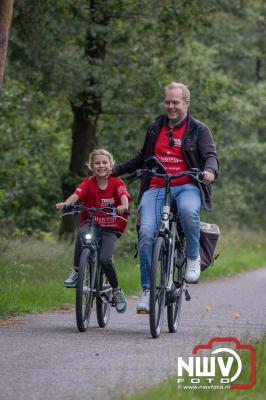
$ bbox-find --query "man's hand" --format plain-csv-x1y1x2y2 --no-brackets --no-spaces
203,170,215,184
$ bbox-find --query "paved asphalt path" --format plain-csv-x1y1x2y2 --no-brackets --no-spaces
1,267,265,400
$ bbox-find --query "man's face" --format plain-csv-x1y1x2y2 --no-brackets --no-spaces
164,88,189,122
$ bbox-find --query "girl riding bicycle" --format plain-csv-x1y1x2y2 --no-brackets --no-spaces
56,149,132,314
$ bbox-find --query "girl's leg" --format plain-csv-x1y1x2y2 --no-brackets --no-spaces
73,230,82,270
64,230,82,287
100,230,127,313
99,230,119,288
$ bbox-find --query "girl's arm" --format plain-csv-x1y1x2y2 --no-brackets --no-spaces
56,193,79,211
117,194,129,214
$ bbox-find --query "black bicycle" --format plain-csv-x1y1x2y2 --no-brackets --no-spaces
127,157,204,338
60,205,129,332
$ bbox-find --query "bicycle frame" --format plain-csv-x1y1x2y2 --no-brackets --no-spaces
157,176,183,292
127,161,203,295
60,206,128,301
79,220,113,301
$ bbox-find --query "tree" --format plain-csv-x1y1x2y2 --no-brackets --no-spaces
0,0,14,89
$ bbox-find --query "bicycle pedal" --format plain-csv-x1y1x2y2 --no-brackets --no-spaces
137,309,149,315
185,289,191,301
111,298,116,307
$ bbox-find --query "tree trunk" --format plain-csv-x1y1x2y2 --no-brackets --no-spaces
0,0,14,90
59,1,110,238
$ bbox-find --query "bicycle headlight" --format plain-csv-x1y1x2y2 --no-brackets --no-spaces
85,233,92,240
161,212,169,221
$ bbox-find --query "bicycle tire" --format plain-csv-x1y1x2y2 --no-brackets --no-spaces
149,236,167,338
96,271,111,328
76,248,97,332
167,262,184,333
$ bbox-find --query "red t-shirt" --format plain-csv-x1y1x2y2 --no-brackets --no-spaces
149,122,192,188
74,176,132,232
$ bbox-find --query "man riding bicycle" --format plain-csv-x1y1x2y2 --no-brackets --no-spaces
113,82,219,313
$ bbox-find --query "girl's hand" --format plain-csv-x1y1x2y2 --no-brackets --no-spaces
56,202,66,211
203,170,215,184
117,205,128,214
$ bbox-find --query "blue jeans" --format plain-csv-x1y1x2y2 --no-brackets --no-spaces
138,184,201,289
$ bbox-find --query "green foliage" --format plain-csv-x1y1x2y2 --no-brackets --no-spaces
1,0,265,234
0,79,71,234
211,142,266,228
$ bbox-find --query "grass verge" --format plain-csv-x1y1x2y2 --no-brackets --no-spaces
118,336,266,400
0,230,265,319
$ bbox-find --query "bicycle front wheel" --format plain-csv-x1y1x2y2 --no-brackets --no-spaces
149,236,167,338
96,271,111,328
167,262,184,333
76,248,97,332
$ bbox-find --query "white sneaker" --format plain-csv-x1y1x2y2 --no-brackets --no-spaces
185,256,201,283
136,289,150,314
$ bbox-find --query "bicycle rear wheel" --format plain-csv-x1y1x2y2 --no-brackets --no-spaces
76,248,97,332
149,236,167,338
167,262,185,333
96,271,111,328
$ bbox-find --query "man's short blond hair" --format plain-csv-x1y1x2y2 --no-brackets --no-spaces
164,82,190,102
87,148,115,171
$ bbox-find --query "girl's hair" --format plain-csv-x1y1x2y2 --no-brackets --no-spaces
164,82,190,102
86,148,115,171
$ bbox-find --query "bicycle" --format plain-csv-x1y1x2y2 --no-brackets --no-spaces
127,157,204,338
60,205,129,332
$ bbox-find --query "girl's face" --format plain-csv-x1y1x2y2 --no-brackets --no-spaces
92,154,112,177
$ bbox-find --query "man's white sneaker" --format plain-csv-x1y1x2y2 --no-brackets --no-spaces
185,256,201,283
136,289,150,314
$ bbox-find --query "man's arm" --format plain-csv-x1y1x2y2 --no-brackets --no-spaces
112,150,143,176
198,126,219,180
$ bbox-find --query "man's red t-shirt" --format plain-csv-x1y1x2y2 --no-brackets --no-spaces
149,121,192,188
74,176,132,232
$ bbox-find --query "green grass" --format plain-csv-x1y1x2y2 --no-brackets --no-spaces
119,336,266,400
0,238,75,318
0,230,265,319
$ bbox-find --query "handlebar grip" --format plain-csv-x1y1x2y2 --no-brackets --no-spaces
63,204,74,212
199,171,204,181
126,169,143,183
123,210,131,216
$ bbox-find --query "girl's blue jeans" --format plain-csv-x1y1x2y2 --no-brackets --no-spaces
138,184,201,289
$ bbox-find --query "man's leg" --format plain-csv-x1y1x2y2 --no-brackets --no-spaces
174,184,202,282
138,188,164,289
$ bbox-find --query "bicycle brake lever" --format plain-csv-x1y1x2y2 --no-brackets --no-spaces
59,211,79,218
126,169,143,183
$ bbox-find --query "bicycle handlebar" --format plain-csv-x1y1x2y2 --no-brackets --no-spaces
126,167,204,184
59,204,130,218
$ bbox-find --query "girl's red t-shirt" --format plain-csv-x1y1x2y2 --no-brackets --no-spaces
74,176,132,232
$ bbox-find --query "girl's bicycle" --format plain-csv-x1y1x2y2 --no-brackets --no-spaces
127,157,204,338
60,205,129,332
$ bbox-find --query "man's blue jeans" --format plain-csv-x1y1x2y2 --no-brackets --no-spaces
138,184,201,289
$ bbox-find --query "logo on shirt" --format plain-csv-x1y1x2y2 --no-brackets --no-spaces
171,138,182,147
101,198,115,206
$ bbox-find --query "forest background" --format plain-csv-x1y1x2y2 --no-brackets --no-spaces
0,0,265,245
